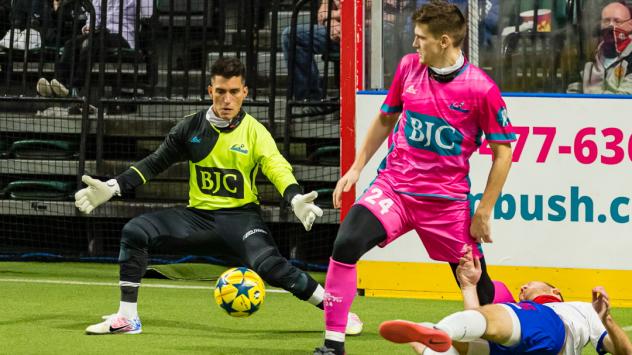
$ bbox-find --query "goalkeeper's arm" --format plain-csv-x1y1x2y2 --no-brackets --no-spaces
75,119,188,214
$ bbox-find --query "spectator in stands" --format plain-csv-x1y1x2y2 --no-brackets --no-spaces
0,0,44,50
36,0,152,113
40,0,75,46
282,0,340,116
568,1,632,94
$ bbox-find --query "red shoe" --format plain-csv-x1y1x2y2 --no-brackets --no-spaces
379,320,452,352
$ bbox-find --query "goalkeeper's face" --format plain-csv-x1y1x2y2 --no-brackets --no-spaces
208,75,248,120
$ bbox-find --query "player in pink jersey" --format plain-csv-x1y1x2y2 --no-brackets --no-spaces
313,2,516,354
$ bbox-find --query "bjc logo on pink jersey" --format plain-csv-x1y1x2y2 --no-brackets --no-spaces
405,111,463,156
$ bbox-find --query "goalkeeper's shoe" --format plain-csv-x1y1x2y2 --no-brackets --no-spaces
85,314,142,335
345,312,363,335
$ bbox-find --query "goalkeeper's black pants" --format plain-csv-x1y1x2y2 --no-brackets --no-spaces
331,204,496,305
118,204,319,302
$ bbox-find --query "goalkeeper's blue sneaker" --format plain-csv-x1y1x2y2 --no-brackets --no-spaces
85,314,142,335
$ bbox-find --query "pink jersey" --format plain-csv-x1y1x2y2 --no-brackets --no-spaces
379,54,516,200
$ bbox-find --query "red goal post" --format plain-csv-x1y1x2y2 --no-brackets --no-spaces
339,0,363,220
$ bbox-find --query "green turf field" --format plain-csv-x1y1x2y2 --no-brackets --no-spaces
1,262,630,354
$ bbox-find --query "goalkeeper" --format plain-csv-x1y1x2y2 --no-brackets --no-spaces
76,57,363,336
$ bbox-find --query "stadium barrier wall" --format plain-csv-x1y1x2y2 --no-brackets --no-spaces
354,93,632,307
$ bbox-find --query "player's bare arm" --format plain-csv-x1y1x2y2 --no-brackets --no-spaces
594,286,632,354
332,111,398,208
456,246,482,310
470,142,512,243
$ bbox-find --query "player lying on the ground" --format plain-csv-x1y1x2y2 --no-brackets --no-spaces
74,56,362,336
380,246,632,354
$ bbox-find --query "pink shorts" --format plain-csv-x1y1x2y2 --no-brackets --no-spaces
356,177,482,263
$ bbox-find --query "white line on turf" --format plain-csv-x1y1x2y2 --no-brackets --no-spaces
0,278,288,293
623,325,632,332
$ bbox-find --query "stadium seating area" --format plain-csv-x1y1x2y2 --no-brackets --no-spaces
0,0,341,264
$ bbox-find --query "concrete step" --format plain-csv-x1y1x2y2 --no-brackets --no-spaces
207,51,337,77
0,199,340,224
134,96,338,121
1,109,340,138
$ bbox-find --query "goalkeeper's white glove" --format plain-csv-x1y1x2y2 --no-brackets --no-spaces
74,175,120,214
291,191,324,231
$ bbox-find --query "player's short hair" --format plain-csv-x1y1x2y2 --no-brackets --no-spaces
412,0,467,47
210,57,246,84
544,282,565,301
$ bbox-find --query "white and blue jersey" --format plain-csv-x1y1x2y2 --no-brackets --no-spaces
491,301,609,355
544,302,609,355
490,301,565,354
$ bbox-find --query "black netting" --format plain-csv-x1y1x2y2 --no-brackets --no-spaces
0,0,340,268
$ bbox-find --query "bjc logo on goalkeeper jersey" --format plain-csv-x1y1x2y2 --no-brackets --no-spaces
404,110,463,156
195,166,244,198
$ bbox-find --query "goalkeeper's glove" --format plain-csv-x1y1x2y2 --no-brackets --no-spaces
74,175,120,214
291,191,323,231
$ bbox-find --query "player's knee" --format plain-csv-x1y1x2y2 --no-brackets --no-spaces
118,220,150,279
331,231,364,264
478,305,516,344
253,253,290,286
120,218,150,253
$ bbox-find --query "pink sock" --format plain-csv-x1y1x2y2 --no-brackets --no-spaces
324,257,357,333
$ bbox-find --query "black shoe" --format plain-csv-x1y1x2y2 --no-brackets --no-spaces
314,339,345,355
313,346,338,355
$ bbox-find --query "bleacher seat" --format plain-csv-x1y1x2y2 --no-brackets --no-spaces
3,180,74,200
0,140,8,158
308,145,339,166
8,139,78,159
314,187,334,208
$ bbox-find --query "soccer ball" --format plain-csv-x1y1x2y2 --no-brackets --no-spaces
214,267,265,317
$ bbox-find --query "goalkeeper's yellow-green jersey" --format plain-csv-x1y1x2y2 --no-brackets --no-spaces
115,109,298,210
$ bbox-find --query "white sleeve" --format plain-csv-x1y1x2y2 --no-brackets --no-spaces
583,303,608,353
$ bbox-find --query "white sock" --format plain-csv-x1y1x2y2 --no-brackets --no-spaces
422,345,460,355
466,339,491,355
435,310,486,341
117,301,138,319
325,330,345,342
308,284,325,306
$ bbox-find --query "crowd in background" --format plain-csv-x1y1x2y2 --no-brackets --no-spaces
1,0,632,98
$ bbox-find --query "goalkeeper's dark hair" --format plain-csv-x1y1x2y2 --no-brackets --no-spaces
209,57,246,84
412,0,466,47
